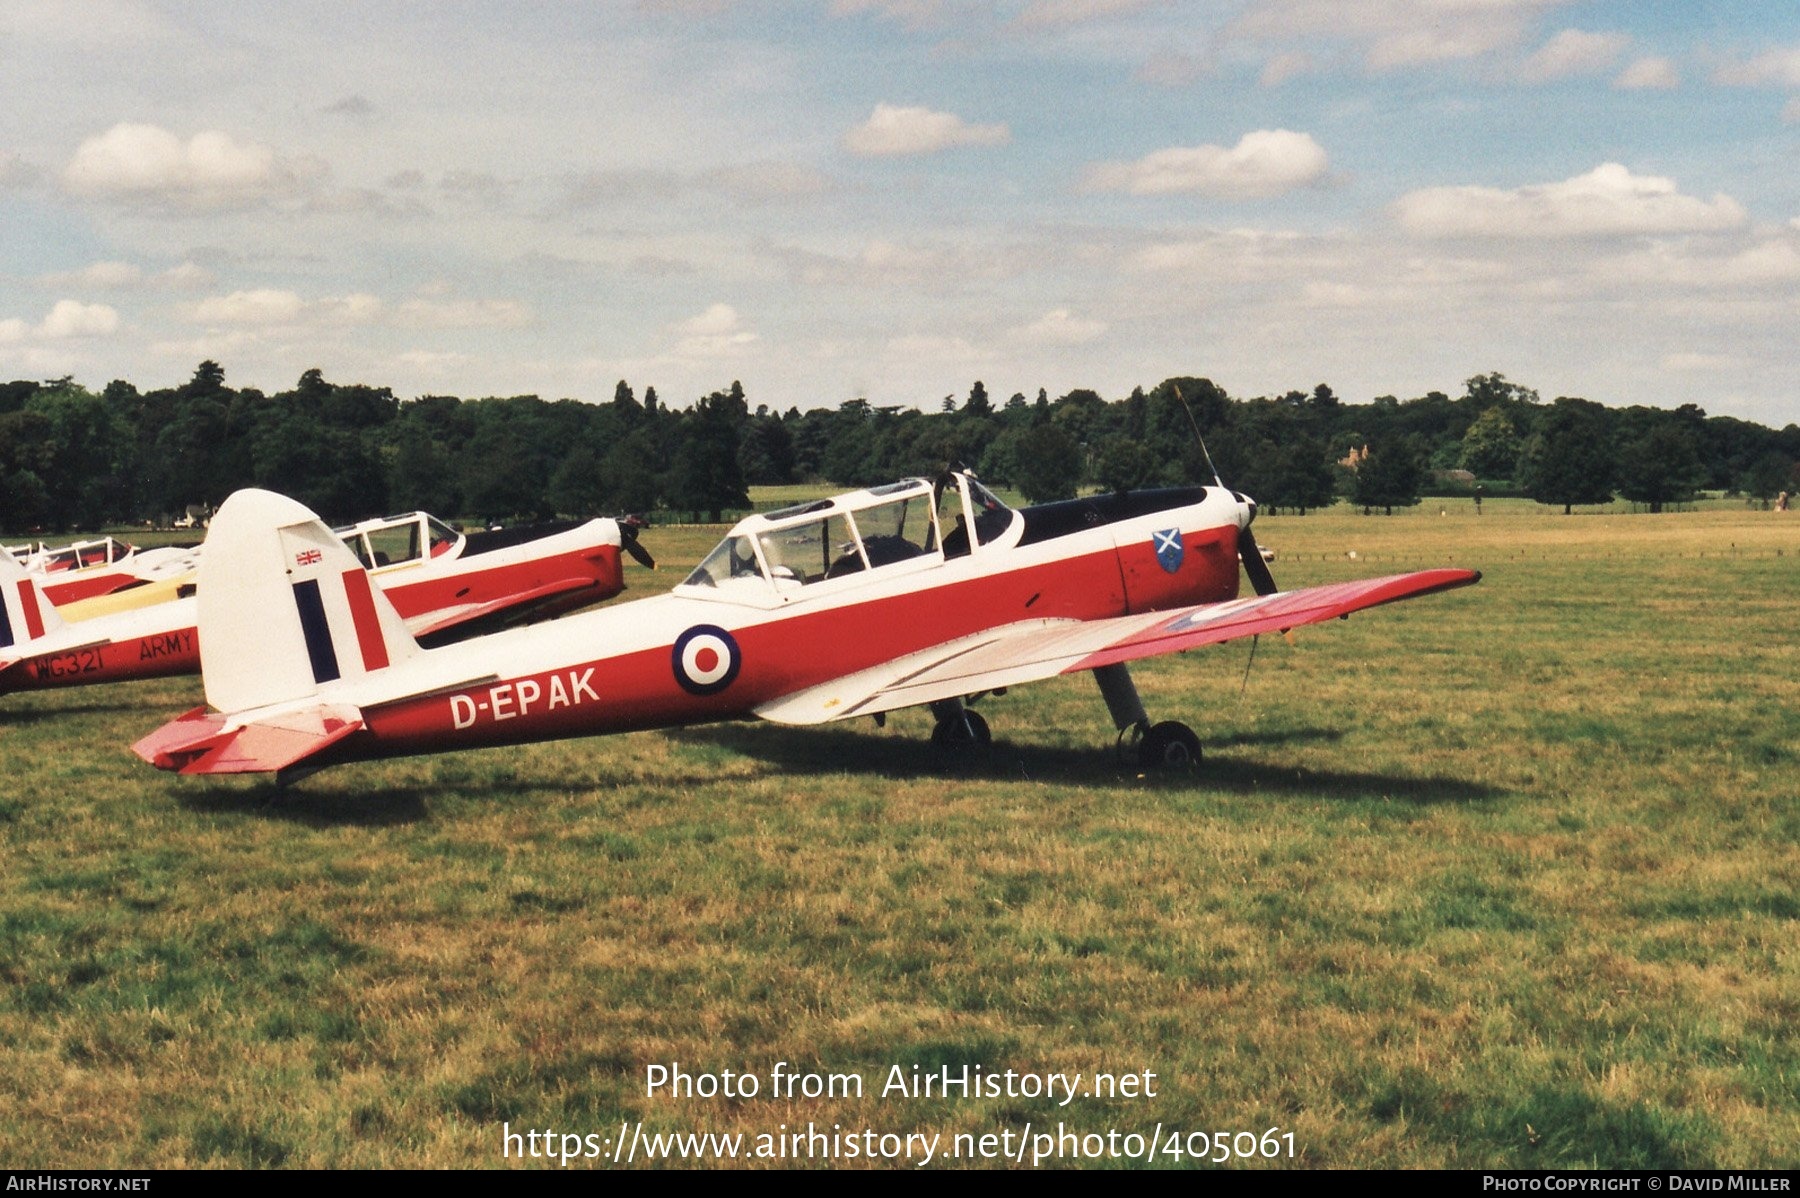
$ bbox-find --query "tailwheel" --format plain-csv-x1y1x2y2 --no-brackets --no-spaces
931,708,991,754
1138,720,1202,769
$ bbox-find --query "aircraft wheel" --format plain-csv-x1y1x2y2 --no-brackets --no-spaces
1139,720,1202,769
931,709,991,753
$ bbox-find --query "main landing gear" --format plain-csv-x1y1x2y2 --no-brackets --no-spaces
928,697,991,753
922,665,1201,769
1095,662,1202,770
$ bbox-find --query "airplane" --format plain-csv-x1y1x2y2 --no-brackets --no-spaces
1,512,642,697
132,470,1479,781
24,536,171,606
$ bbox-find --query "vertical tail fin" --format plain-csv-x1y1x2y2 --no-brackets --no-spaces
0,550,67,654
198,489,421,713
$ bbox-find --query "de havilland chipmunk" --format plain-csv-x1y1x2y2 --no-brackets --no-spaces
132,469,1479,781
0,511,646,698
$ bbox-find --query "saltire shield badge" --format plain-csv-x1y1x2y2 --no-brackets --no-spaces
1152,528,1184,574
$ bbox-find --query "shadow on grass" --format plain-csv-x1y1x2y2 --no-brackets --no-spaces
0,697,151,725
166,761,738,826
172,781,434,827
670,722,1503,805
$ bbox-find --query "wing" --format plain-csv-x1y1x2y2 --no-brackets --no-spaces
755,568,1479,726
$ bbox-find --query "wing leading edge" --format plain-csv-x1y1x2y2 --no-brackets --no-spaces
755,567,1480,726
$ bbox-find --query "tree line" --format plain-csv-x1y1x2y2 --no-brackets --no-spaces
3,362,1796,533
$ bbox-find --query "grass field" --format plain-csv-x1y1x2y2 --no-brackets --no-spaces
2,498,1796,1168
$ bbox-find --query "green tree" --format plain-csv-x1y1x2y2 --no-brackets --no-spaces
387,422,460,515
667,386,750,521
1744,452,1795,509
1518,398,1615,514
1616,424,1705,513
1353,437,1424,515
1092,434,1155,494
1459,407,1522,479
965,380,992,417
1013,424,1082,502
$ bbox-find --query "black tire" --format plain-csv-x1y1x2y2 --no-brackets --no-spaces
931,709,991,752
1139,720,1202,769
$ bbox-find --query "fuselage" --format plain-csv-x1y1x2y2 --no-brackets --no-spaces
278,481,1249,766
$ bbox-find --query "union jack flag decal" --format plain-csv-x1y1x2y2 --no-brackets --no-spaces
295,548,323,567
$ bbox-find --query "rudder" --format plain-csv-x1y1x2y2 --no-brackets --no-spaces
198,489,420,713
0,551,67,654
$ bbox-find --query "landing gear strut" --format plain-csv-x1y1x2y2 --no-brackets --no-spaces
1094,662,1201,769
929,698,991,753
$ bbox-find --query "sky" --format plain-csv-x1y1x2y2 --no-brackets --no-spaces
2,0,1798,425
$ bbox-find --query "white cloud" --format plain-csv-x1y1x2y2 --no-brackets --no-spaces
1014,308,1107,345
64,123,320,208
37,259,217,290
1661,352,1740,373
395,298,531,329
1614,57,1679,91
39,300,120,339
182,288,528,332
1085,129,1328,198
771,237,1037,291
673,303,758,357
1521,29,1628,82
316,294,385,325
842,103,1010,157
40,261,142,289
190,289,308,325
159,262,216,290
1714,45,1800,88
1615,236,1800,290
883,333,983,364
1393,163,1746,239
0,300,120,342
395,350,472,373
1229,0,1568,71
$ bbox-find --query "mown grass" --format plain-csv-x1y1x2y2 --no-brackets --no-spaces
1,499,1796,1168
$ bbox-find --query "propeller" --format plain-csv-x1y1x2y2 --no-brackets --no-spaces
1235,505,1278,597
618,515,656,570
1171,383,1278,597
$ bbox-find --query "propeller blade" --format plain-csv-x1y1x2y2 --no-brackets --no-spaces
1237,525,1278,596
619,518,656,570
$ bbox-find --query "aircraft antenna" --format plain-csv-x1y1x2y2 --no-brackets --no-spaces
1239,633,1259,700
1172,383,1224,489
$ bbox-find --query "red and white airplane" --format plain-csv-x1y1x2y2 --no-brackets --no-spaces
133,471,1478,780
0,512,636,697
20,536,181,606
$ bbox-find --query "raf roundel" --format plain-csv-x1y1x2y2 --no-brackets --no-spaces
671,624,742,696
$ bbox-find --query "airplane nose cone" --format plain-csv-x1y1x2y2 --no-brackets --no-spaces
1234,493,1257,530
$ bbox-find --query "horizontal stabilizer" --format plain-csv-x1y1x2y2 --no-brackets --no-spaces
132,704,364,775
